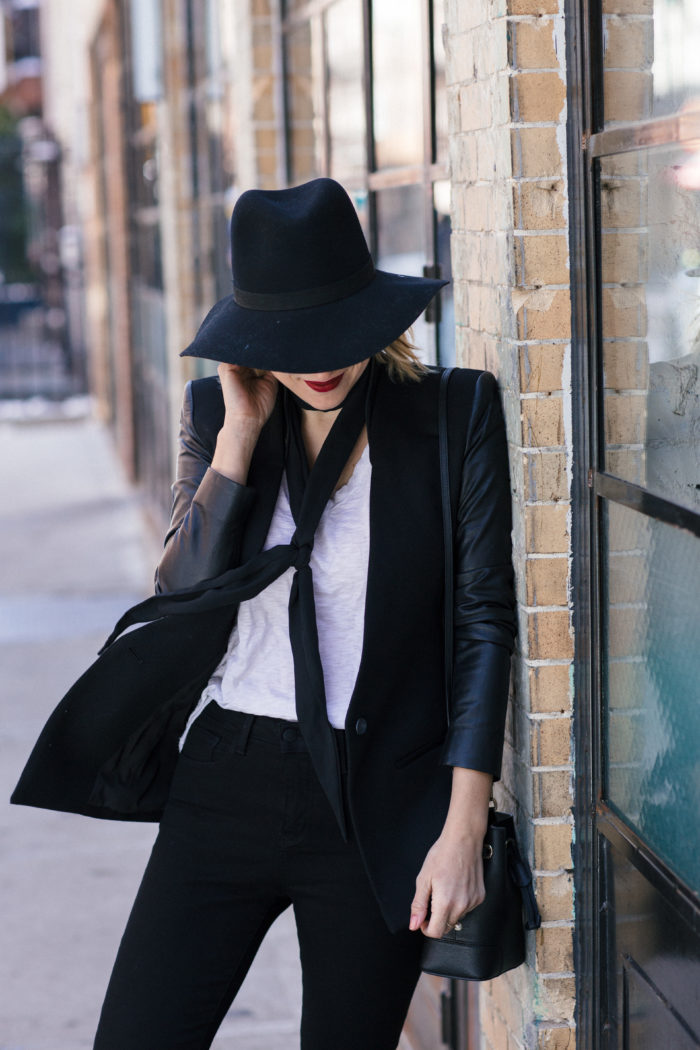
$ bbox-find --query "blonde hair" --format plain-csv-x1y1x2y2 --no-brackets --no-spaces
374,330,428,382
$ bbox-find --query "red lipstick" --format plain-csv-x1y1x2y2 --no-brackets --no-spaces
304,374,344,393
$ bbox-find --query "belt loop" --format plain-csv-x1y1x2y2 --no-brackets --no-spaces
234,713,255,754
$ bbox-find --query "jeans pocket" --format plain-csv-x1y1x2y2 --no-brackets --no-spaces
180,722,223,763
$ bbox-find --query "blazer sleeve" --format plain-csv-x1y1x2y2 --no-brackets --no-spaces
441,370,517,779
155,381,256,593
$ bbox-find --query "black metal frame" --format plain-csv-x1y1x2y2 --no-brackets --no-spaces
569,0,700,1044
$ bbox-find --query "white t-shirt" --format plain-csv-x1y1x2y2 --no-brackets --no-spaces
182,443,371,740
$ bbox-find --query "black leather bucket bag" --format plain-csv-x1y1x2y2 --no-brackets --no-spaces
421,808,541,981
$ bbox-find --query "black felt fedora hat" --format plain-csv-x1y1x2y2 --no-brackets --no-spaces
181,178,448,373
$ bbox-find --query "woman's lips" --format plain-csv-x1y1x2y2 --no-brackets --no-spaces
304,374,344,393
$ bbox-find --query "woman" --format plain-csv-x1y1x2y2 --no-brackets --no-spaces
12,178,516,1049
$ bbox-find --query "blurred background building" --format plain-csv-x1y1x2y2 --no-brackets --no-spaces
2,0,700,1047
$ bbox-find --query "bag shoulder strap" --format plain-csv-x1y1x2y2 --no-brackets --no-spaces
439,367,455,724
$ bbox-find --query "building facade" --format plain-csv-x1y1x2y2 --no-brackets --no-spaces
39,0,700,1047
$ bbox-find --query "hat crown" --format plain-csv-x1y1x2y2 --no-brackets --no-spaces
230,178,370,296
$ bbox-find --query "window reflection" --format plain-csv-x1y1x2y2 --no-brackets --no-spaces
604,500,700,893
372,0,423,169
601,144,700,511
603,0,700,122
326,0,365,184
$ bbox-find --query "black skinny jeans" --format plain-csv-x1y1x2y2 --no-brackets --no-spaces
93,703,424,1050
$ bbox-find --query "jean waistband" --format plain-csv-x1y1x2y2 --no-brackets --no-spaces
196,701,347,763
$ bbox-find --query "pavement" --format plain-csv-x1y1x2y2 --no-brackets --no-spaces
0,410,302,1049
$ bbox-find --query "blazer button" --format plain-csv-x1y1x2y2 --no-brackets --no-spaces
355,718,368,736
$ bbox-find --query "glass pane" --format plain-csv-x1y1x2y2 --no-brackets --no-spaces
602,0,700,122
434,179,454,365
433,0,447,164
603,499,700,893
372,0,423,169
375,184,433,363
326,0,365,183
285,20,322,182
600,145,700,512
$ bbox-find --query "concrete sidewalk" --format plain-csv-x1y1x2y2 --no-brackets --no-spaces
0,413,301,1050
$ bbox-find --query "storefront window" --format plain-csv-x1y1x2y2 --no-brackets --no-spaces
371,0,423,168
601,144,700,512
604,500,700,892
326,0,365,184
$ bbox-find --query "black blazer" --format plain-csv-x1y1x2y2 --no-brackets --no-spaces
12,365,517,932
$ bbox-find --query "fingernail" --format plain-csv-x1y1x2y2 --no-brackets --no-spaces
409,916,418,931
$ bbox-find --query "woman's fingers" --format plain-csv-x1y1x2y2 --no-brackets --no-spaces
410,835,486,938
409,880,430,932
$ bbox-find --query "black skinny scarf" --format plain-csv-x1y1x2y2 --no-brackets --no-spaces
100,363,373,840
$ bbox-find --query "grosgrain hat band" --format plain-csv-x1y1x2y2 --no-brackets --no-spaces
233,257,376,312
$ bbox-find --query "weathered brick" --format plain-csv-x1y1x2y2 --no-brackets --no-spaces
534,872,574,921
520,344,566,393
512,126,562,177
538,1026,577,1049
536,925,574,973
516,235,570,287
459,80,494,131
514,179,566,230
528,609,573,660
521,395,565,447
508,0,558,13
523,452,568,502
537,977,576,1020
511,72,566,122
526,554,568,605
533,770,573,818
529,664,572,714
603,70,652,122
534,822,573,871
525,504,569,554
531,716,572,766
509,19,559,70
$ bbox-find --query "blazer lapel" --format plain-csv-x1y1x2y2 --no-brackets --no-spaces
347,369,443,724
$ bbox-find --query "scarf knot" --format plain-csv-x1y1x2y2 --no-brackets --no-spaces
292,539,313,570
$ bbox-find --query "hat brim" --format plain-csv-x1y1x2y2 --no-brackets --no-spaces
180,270,448,373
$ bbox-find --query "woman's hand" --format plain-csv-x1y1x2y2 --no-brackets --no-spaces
409,767,492,938
409,830,486,938
211,365,278,484
218,364,278,431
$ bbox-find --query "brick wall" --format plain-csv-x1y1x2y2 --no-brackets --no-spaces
444,0,575,1044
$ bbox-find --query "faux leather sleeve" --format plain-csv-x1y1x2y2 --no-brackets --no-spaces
155,382,256,593
441,370,517,779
